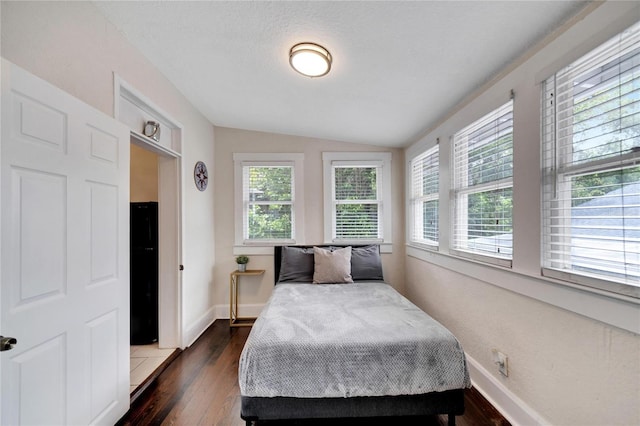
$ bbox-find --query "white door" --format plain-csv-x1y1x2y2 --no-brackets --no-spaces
0,59,130,425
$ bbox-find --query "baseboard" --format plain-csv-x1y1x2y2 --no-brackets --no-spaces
466,353,549,425
184,306,216,347
215,303,265,320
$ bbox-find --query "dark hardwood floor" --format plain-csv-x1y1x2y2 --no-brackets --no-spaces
118,320,510,426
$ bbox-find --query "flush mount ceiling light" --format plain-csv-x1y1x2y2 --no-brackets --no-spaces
289,42,332,78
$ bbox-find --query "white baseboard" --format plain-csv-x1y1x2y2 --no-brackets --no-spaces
215,303,265,320
466,353,549,425
183,306,216,347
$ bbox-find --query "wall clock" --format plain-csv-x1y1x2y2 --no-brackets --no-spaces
194,161,208,191
143,120,161,142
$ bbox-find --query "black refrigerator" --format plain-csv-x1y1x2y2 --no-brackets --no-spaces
130,202,159,345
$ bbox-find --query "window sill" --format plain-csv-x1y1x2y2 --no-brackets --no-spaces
406,244,640,334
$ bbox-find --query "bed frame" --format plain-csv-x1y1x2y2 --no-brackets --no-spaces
240,245,465,426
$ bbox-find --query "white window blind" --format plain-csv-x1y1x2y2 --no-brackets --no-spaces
452,100,514,264
410,145,439,246
542,21,640,297
243,164,294,241
332,164,381,240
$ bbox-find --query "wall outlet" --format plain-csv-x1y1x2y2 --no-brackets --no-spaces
492,349,509,377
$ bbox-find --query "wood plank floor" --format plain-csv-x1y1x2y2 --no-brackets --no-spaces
118,320,510,426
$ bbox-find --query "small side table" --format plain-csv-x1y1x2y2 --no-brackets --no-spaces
229,269,265,327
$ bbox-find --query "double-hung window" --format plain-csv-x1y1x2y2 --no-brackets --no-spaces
452,100,514,266
541,22,640,297
234,153,304,246
323,152,392,247
409,145,439,247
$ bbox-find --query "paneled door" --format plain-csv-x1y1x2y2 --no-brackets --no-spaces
0,59,130,425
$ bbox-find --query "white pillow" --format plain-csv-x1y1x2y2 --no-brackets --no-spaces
313,246,353,284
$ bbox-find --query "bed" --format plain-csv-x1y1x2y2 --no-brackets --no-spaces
239,245,471,425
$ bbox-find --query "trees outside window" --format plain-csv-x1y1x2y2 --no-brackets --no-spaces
323,152,393,247
233,153,304,246
452,100,514,265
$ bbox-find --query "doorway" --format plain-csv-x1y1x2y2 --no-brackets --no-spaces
129,145,167,393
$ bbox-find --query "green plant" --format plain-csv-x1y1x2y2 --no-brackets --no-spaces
235,255,249,264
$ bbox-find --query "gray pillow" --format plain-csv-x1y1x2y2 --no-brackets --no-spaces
278,246,314,282
351,245,384,281
313,246,353,284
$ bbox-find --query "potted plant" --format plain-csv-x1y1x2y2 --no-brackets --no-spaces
235,255,249,272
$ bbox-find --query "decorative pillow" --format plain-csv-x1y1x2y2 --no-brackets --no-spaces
278,246,314,282
351,245,384,281
313,246,354,284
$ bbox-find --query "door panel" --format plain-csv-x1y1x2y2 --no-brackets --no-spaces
12,168,67,304
1,59,130,425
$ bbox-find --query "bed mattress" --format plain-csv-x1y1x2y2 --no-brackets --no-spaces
239,282,470,399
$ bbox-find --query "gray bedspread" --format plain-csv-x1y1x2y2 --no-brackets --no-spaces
239,282,471,398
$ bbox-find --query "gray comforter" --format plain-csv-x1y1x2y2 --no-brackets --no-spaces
239,282,470,398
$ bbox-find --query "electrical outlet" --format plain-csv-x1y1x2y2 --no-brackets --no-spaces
492,349,509,377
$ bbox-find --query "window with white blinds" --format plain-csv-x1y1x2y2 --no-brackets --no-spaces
243,165,293,240
233,153,304,246
541,21,640,298
333,165,380,239
410,145,439,247
452,100,514,265
323,152,392,245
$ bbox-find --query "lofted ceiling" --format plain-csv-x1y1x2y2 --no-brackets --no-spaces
94,1,589,148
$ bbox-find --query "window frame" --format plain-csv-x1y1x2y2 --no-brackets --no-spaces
451,100,514,268
233,153,305,251
541,21,640,298
409,144,440,249
322,152,392,251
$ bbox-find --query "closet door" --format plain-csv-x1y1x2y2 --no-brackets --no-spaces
0,59,130,425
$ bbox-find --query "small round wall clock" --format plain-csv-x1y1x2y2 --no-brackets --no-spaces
194,161,208,191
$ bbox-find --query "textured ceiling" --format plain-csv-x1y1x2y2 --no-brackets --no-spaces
94,1,588,148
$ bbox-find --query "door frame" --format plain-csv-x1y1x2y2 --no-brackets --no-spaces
114,76,184,349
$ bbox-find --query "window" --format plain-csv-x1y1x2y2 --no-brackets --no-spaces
409,145,439,247
234,153,304,246
323,152,392,247
452,100,514,266
542,22,640,298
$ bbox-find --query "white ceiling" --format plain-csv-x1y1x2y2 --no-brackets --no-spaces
94,1,588,148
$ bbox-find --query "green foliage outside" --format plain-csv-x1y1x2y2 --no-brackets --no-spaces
465,132,514,240
571,64,640,206
247,166,292,239
571,167,640,207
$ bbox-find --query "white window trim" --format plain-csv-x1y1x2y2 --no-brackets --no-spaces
233,153,305,254
322,152,392,252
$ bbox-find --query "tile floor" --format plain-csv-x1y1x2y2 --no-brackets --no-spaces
130,343,175,394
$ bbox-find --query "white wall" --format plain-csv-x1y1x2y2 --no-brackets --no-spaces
404,2,640,425
213,127,405,315
1,1,217,347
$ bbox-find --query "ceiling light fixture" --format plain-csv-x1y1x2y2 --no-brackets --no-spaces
289,42,332,78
